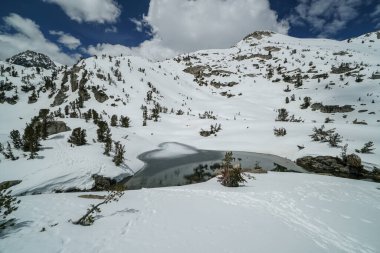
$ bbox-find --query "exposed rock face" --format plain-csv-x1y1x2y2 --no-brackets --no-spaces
311,103,354,113
295,155,378,181
91,174,126,191
52,89,68,106
46,121,70,136
296,156,347,174
243,31,273,40
6,50,56,69
93,89,109,103
183,65,210,76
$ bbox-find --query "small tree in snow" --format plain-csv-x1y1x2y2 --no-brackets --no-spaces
218,152,246,187
9,130,22,149
68,127,87,146
110,114,118,127
113,141,125,166
356,141,375,154
0,184,21,230
72,191,124,226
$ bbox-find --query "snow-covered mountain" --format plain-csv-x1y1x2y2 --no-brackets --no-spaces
1,30,380,253
0,31,379,194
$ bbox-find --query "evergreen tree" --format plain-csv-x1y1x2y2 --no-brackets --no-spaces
2,142,17,160
110,114,118,127
103,137,112,156
97,121,111,143
218,152,246,187
113,141,125,166
120,116,131,128
68,127,87,146
356,141,375,153
39,109,50,140
92,109,99,124
28,90,37,104
9,130,22,149
0,185,21,230
22,122,40,159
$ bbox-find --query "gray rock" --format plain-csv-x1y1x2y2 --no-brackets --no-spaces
52,89,68,106
311,103,354,113
296,156,347,174
93,89,109,103
46,121,70,136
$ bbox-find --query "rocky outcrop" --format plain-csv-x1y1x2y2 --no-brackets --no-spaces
243,31,273,40
52,89,68,106
311,103,354,113
91,174,126,191
46,121,70,136
92,89,109,103
296,155,378,181
296,156,347,174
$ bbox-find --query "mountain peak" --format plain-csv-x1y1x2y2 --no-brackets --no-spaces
6,50,57,69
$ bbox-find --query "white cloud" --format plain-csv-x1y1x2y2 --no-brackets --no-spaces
86,38,177,61
43,0,121,24
0,13,78,65
291,0,374,37
105,26,118,33
88,0,288,61
142,0,288,53
49,30,81,49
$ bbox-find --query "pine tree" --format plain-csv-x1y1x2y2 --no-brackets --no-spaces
356,141,375,153
103,136,112,156
68,127,87,146
39,109,50,140
92,109,99,124
3,142,17,160
120,116,131,128
113,141,125,166
110,114,118,127
9,130,22,149
97,121,111,143
22,122,40,159
218,152,246,187
0,185,21,230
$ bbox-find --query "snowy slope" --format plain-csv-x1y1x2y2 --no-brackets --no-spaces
0,31,380,193
1,173,379,253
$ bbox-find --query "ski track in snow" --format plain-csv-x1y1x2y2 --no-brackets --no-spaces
156,184,377,253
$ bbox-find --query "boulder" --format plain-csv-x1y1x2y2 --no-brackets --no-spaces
46,121,70,136
93,89,109,103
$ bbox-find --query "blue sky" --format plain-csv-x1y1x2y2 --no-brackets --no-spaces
0,0,379,64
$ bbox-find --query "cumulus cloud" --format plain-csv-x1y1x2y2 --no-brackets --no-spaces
0,13,77,65
49,30,81,49
290,0,374,37
87,0,288,61
142,0,288,52
86,38,177,61
43,0,121,24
